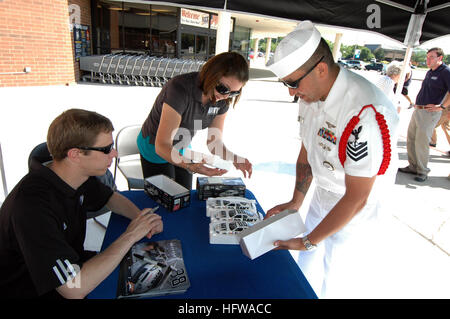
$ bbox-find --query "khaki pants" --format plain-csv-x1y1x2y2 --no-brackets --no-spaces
406,109,442,175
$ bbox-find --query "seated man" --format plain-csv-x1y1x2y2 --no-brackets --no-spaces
0,109,163,299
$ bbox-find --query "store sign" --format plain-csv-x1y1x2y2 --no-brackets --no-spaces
210,14,234,31
181,8,209,28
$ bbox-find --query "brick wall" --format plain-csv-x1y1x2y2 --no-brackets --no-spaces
0,0,91,87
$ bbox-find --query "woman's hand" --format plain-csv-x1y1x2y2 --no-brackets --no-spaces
187,160,228,177
233,155,253,178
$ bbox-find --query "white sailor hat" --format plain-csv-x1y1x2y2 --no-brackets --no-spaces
266,21,322,79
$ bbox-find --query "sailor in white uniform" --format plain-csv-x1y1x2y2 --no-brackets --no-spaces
265,21,399,298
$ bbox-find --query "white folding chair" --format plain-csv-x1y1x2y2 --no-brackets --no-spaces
114,125,145,190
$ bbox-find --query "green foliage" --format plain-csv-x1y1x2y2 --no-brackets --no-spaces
374,47,385,61
411,49,427,66
444,54,450,64
339,44,373,61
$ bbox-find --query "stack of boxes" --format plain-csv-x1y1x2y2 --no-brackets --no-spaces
206,197,263,245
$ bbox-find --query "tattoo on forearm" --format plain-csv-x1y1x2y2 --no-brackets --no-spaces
295,163,312,195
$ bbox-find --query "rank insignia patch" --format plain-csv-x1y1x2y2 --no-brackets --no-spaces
318,127,337,144
346,126,368,161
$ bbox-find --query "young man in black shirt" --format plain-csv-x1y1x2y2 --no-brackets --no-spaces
0,109,163,298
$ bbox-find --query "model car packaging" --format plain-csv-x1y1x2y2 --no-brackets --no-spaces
206,197,257,217
207,197,263,245
239,209,306,260
117,240,190,298
196,176,246,200
144,175,190,212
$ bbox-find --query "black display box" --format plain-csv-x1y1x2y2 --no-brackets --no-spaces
196,177,246,200
144,175,190,211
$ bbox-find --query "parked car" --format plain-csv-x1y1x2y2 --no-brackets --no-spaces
346,60,362,70
365,62,384,72
337,60,348,68
346,60,362,69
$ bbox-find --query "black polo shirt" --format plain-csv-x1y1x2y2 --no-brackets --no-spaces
0,159,113,298
416,63,450,105
141,72,229,148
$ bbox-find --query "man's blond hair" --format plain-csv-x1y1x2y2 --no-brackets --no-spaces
47,109,114,160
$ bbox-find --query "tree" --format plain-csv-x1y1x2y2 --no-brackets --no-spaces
444,54,450,65
340,44,354,59
374,47,385,61
359,47,374,61
411,49,427,67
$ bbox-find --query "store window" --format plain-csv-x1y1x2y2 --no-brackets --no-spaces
209,37,216,57
196,35,207,54
149,6,177,57
180,33,194,55
93,1,177,57
119,3,151,53
92,2,242,59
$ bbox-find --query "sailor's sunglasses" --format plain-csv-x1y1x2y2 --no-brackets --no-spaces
215,83,241,97
281,56,324,89
78,143,114,154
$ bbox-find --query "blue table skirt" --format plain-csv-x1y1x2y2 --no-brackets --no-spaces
88,189,317,299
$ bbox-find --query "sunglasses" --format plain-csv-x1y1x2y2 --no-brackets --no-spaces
281,56,324,89
215,83,241,97
79,143,114,154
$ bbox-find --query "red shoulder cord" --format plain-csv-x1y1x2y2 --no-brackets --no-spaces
338,104,391,175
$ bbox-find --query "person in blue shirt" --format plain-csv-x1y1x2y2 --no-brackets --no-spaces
399,47,450,182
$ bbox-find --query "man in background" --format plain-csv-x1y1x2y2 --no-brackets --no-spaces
399,47,450,182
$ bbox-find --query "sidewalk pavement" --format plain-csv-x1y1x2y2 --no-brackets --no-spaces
0,67,449,298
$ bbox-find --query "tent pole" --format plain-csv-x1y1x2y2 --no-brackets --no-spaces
394,45,413,107
332,33,343,62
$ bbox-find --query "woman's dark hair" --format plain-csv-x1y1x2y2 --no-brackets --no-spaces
198,51,249,107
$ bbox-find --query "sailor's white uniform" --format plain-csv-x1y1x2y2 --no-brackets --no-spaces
296,67,399,298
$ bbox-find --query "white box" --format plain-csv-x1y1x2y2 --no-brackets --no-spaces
238,209,306,260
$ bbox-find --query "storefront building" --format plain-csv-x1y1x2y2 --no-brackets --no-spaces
93,1,250,60
0,0,251,87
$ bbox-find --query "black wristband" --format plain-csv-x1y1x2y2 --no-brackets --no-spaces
440,104,446,110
